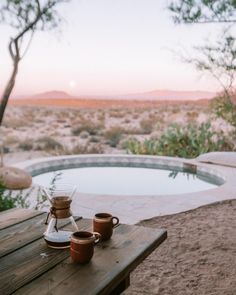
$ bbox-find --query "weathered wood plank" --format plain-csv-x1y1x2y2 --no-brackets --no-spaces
14,225,167,295
0,210,82,258
0,218,89,295
0,208,44,230
0,213,47,258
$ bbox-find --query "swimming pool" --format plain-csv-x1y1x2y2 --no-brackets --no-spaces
33,166,222,196
16,154,231,223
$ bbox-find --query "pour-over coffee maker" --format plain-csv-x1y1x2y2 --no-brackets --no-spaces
42,184,78,249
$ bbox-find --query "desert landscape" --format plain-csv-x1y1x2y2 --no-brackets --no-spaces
1,97,236,294
2,94,235,165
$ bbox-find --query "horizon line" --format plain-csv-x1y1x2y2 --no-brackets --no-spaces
10,88,218,100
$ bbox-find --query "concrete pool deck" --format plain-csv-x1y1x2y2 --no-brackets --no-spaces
15,154,236,224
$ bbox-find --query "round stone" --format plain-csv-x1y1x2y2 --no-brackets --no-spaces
0,166,32,190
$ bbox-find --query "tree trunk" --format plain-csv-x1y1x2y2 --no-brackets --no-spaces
0,58,19,167
0,59,19,126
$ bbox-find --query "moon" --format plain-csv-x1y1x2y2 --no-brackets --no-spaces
69,80,76,88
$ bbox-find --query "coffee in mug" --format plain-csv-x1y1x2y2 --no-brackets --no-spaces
93,213,119,241
70,231,101,264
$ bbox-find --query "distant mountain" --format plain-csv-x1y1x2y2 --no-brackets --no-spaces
121,89,216,101
13,89,216,101
31,90,74,100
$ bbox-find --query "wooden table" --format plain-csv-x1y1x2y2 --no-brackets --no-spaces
0,208,167,295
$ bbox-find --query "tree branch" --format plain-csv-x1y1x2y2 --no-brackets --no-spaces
8,40,15,60
21,30,35,58
14,1,58,44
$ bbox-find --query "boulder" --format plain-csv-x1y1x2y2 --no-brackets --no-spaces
0,166,32,190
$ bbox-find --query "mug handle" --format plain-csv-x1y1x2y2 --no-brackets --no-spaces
112,217,119,228
93,232,101,244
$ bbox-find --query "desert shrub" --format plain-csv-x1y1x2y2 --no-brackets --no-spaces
126,122,235,158
171,106,180,114
89,136,101,143
104,127,124,147
122,118,131,124
72,120,103,136
211,92,236,128
34,118,45,124
109,109,124,118
56,119,67,124
139,118,154,134
3,135,20,145
18,142,33,151
71,126,82,136
80,131,90,139
2,146,10,153
149,113,165,124
35,136,63,151
186,111,198,122
97,111,105,122
87,144,105,154
122,127,144,135
72,143,104,154
132,114,139,120
72,144,89,154
2,117,29,129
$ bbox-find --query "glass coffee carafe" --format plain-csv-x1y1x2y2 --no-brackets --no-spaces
41,183,78,249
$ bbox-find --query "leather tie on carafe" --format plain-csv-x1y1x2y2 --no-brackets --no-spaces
45,202,72,232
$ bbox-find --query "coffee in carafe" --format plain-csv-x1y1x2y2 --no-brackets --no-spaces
42,183,78,249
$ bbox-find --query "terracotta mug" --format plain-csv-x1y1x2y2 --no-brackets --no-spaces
93,213,119,241
70,231,101,264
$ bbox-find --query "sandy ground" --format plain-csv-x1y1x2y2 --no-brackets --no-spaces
124,199,236,295
3,151,49,165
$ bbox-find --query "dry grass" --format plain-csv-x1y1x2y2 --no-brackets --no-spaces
104,126,124,147
3,98,234,157
139,118,155,134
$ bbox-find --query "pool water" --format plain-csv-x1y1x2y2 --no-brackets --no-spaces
33,166,220,196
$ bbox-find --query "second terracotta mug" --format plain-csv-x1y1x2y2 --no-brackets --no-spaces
93,213,119,241
70,231,101,264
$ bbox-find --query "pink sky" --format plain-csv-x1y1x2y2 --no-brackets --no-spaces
0,0,222,98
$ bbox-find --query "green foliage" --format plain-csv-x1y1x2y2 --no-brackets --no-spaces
193,35,236,90
169,1,236,100
0,0,69,31
0,184,30,212
0,186,16,211
126,122,235,158
169,1,236,24
211,92,236,128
